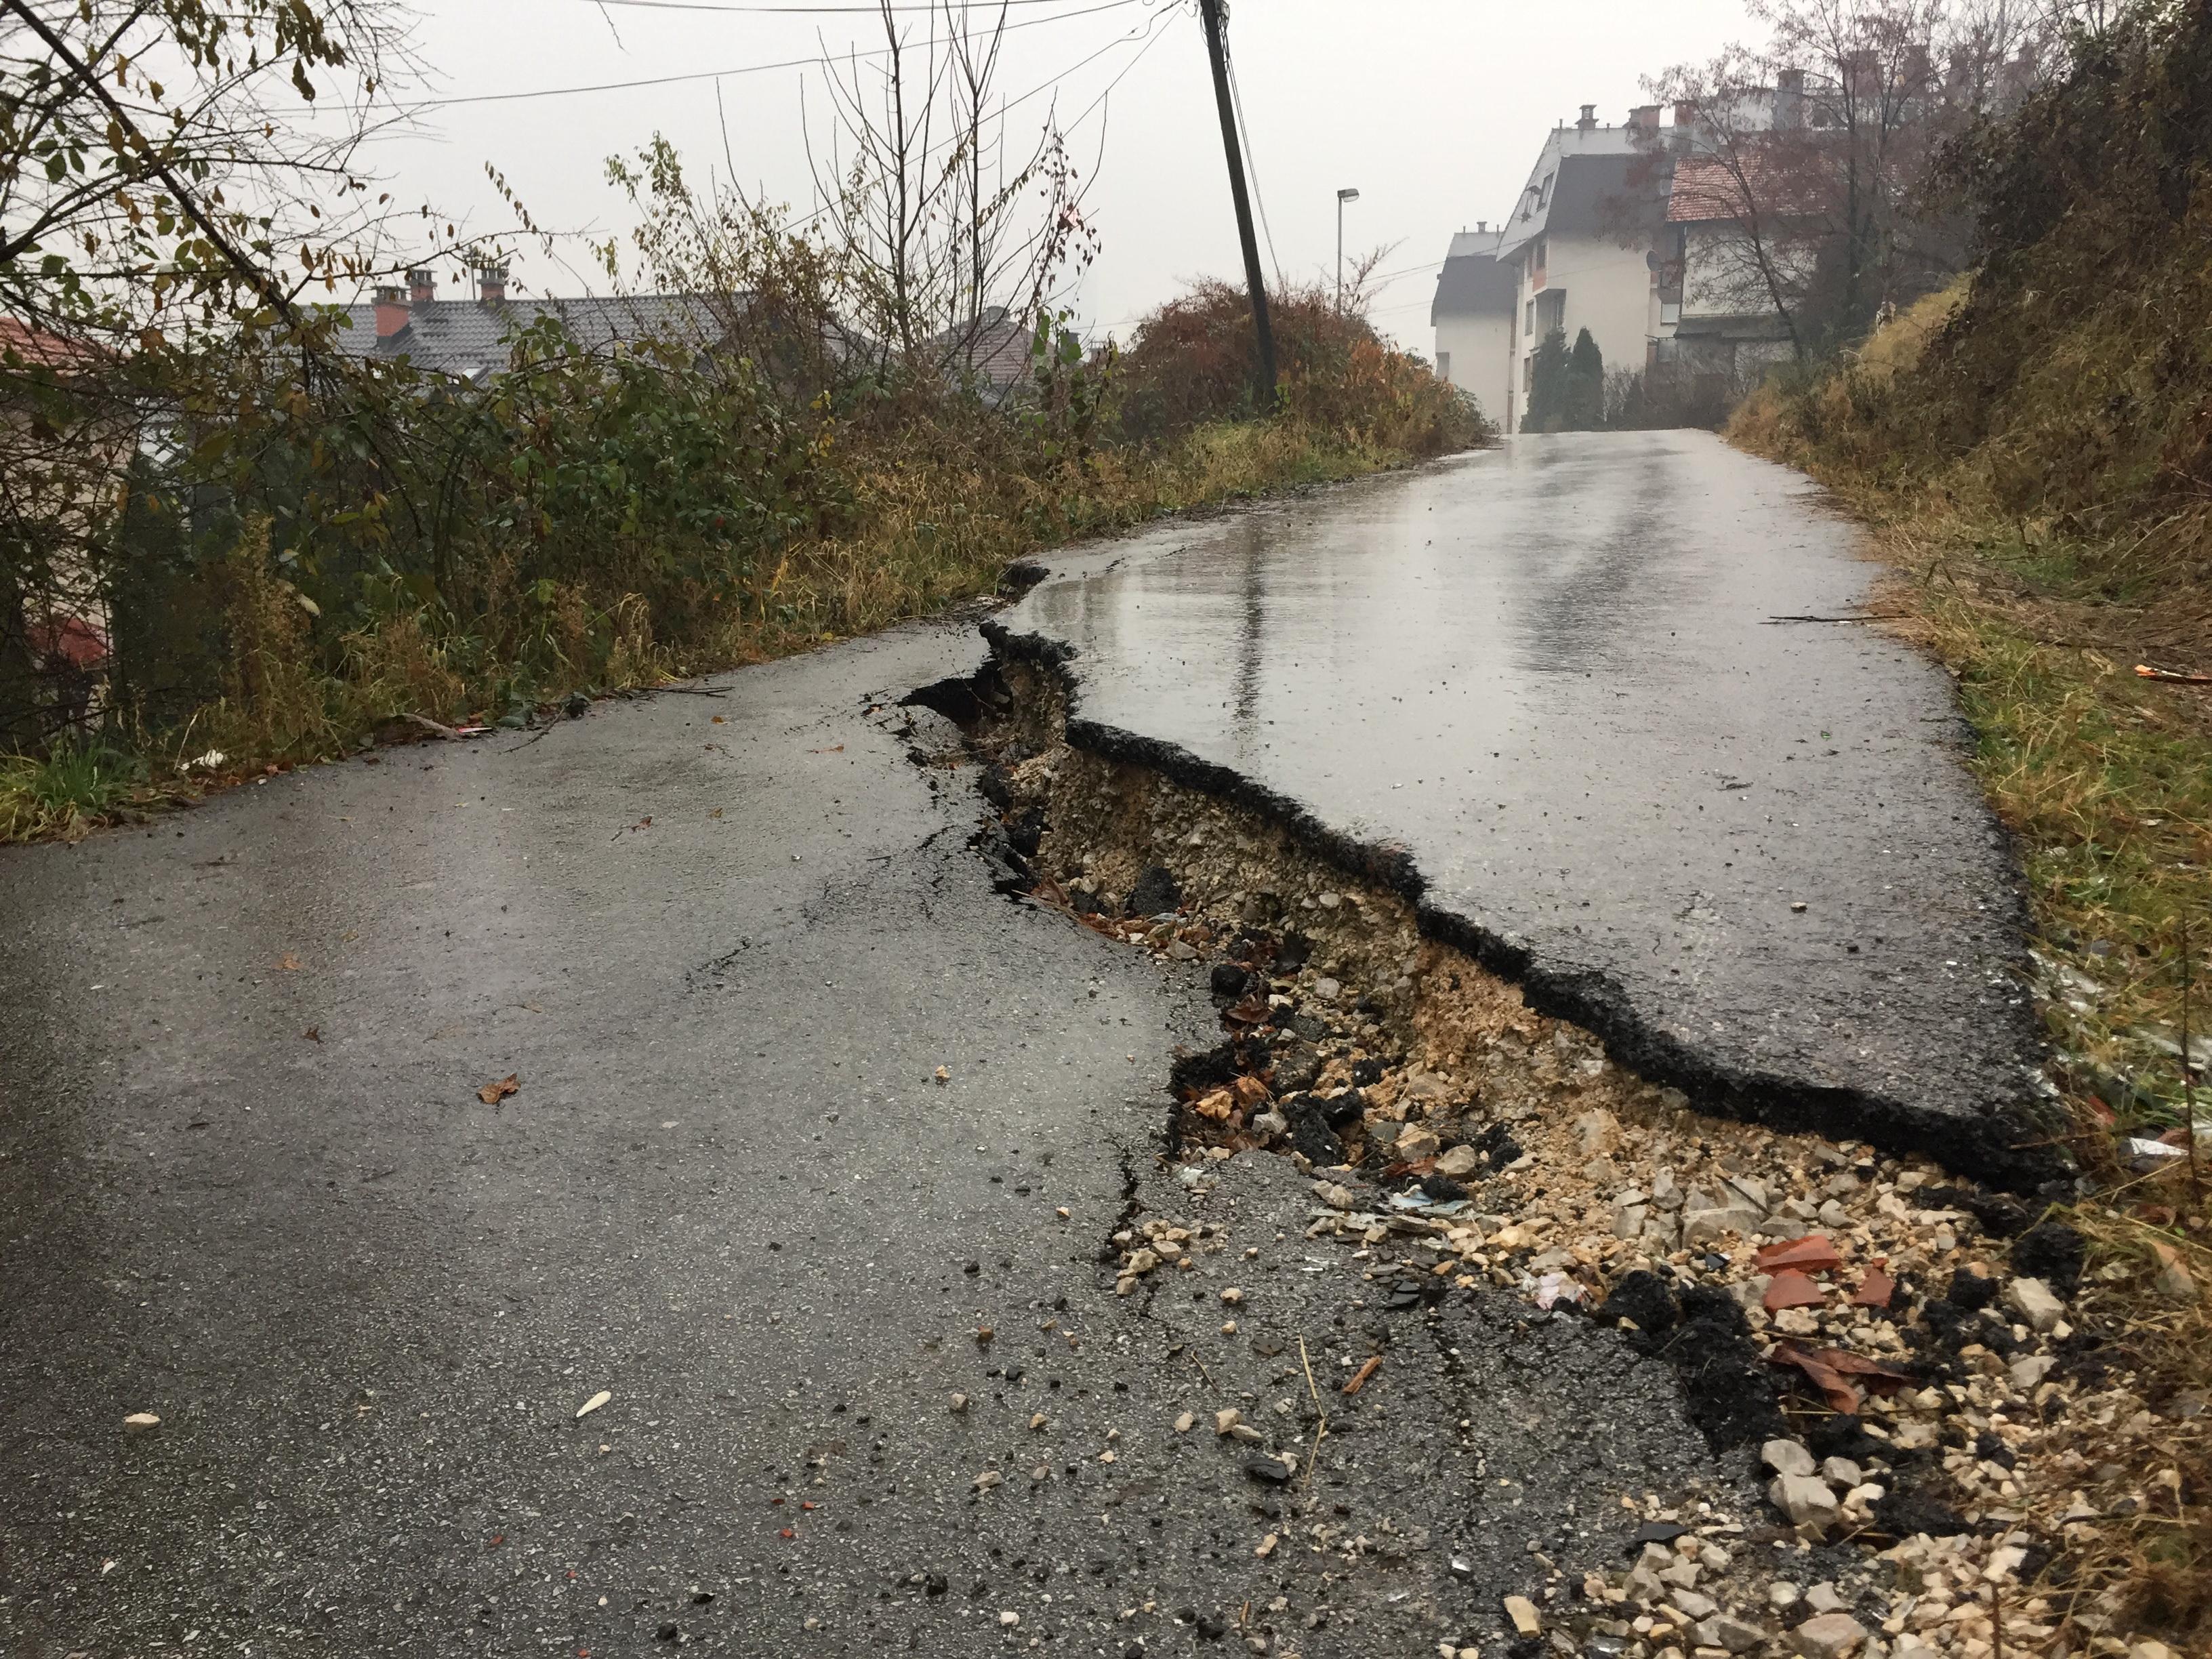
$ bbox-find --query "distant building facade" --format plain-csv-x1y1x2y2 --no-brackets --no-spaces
1493,106,1660,434
1427,227,1516,430
1431,97,1800,431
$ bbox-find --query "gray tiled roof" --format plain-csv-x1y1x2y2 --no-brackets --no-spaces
329,292,743,384
1497,124,1647,259
1431,230,1515,322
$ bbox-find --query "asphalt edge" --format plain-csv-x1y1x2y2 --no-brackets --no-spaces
979,615,2068,1193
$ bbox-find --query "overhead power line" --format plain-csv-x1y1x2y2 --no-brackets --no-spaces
1221,33,1278,282
419,0,1147,107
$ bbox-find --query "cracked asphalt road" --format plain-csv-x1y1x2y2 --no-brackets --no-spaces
990,432,2047,1178
1,617,1740,1657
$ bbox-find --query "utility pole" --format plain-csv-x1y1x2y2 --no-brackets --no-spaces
1197,0,1275,411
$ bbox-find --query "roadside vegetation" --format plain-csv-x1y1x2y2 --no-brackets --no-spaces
1732,0,2212,1637
0,3,1481,844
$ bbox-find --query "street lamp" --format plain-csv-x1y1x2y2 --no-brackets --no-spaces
1336,186,1360,311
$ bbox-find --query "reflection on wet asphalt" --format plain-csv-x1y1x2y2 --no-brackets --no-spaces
996,431,2045,1172
0,619,1735,1656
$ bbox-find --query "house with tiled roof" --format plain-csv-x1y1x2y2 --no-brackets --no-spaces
1490,106,1665,434
1427,227,1516,430
1433,88,1830,430
1660,149,1814,388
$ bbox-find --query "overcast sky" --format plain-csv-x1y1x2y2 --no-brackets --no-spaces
361,0,1757,350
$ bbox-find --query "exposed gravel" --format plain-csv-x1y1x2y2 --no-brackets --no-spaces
960,661,2199,1659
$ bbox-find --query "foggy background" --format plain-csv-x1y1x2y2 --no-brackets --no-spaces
356,0,1754,348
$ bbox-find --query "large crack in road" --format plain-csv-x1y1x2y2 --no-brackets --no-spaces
0,441,2110,1659
980,432,2058,1186
0,617,1759,1659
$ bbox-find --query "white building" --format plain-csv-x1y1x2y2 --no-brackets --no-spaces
1427,226,1517,432
1494,105,1666,433
1433,96,1805,431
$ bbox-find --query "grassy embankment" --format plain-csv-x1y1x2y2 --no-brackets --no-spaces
2,289,1481,841
1729,5,2212,1622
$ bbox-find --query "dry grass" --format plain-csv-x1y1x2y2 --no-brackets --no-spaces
2048,1201,2212,1641
1,415,1458,842
1734,295,2212,1648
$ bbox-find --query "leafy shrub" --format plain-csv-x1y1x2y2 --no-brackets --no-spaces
1110,279,1484,456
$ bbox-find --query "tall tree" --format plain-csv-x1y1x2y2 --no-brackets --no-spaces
1521,327,1570,432
1641,0,2060,353
1566,327,1605,428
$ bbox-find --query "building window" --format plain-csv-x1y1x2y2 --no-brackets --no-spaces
1436,350,1451,382
1525,299,1534,335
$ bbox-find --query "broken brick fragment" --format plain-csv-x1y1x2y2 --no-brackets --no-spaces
1763,1269,1828,1311
1755,1234,1843,1274
1852,1267,1894,1309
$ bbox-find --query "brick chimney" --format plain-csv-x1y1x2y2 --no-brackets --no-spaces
1631,104,1661,132
406,266,435,304
1577,103,1597,131
1775,67,1805,128
1674,100,1698,128
373,283,409,339
476,262,509,304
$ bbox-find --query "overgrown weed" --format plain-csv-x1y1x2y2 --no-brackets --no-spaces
1727,8,2212,1625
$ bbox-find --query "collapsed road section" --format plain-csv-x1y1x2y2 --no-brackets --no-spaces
922,640,2162,1659
978,430,2057,1185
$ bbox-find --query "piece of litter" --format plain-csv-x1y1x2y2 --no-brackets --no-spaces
575,1390,611,1419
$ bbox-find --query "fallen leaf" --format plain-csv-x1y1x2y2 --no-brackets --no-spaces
575,1389,611,1419
302,1026,321,1043
709,808,724,819
477,1073,520,1105
1805,1346,1914,1383
278,953,302,971
1768,1340,1914,1414
1766,1341,1862,1414
710,715,725,724
1192,1089,1235,1122
1342,1357,1381,1395
2152,1241,2198,1300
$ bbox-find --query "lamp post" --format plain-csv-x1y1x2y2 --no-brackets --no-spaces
1336,187,1360,310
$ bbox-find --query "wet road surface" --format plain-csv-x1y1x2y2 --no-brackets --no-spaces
990,432,2048,1179
0,619,1738,1656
